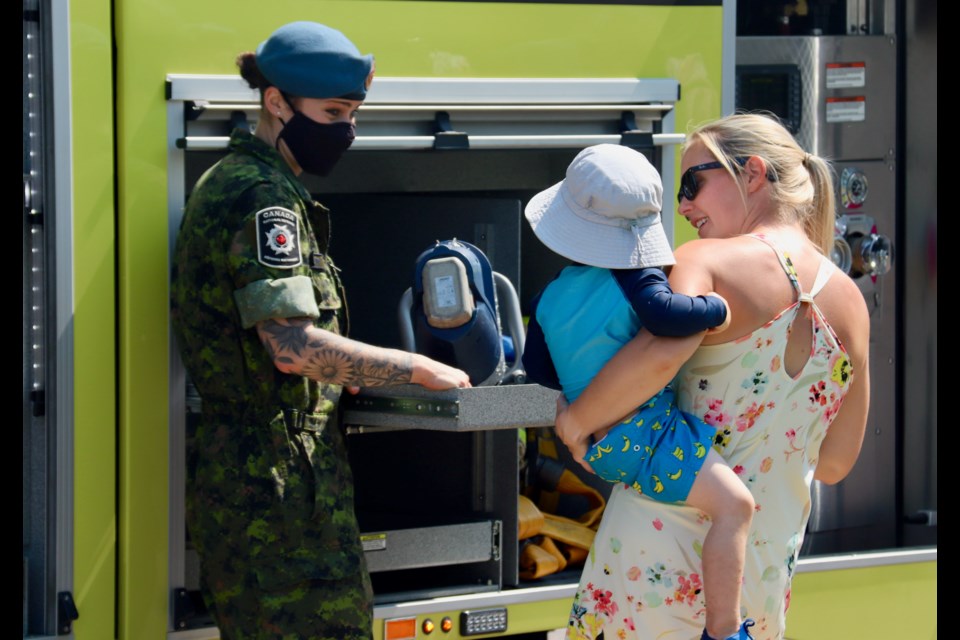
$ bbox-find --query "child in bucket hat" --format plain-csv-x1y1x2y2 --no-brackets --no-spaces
522,144,755,640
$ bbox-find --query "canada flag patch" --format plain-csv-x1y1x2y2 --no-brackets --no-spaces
255,207,302,268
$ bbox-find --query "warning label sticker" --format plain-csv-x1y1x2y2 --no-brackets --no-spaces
826,62,866,89
826,96,866,123
360,533,387,552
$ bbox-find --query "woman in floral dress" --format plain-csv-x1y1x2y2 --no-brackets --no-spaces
554,114,871,640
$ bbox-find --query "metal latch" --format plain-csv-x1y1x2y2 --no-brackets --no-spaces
433,111,469,150
619,111,655,151
57,591,78,635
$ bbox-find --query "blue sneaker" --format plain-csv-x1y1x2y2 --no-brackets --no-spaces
700,619,755,640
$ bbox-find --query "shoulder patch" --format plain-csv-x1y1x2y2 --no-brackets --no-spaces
255,207,303,269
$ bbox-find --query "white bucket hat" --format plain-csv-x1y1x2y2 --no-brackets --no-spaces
524,144,675,269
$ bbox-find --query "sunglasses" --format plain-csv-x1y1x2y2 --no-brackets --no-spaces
676,157,750,204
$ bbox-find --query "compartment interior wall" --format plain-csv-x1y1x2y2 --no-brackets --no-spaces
348,428,520,593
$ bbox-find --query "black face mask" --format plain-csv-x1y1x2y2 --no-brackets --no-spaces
277,111,355,176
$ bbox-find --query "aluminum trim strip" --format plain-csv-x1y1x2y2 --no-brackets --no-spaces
166,75,679,105
190,103,672,114
51,0,76,613
178,133,686,152
793,547,937,573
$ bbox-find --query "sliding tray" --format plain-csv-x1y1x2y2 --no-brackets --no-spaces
362,520,501,573
361,519,504,603
341,383,559,432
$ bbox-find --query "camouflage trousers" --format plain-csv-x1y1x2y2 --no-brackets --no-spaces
186,405,371,638
201,558,374,640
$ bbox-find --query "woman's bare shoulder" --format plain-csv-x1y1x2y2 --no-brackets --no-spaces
674,237,733,259
673,235,781,283
672,237,740,274
669,239,728,294
675,235,776,261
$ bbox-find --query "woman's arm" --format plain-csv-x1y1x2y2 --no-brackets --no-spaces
555,330,703,467
814,358,870,484
555,242,717,466
813,284,871,484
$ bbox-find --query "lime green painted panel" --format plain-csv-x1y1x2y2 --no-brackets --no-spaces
788,562,937,638
375,564,935,639
114,2,721,636
371,561,940,640
71,1,117,639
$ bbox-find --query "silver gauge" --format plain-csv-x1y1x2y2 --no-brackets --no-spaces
840,168,869,209
831,235,853,274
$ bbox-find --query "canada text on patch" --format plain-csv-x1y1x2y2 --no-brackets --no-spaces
255,207,303,268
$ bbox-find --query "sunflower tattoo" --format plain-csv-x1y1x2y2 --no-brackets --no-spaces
304,348,355,385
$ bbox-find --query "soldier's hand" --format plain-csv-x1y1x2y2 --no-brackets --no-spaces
411,354,472,390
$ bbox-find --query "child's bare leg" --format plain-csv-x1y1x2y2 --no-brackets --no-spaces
685,450,755,639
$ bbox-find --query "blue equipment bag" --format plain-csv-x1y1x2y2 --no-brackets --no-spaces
411,239,505,386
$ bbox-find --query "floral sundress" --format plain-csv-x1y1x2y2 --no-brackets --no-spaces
567,237,854,640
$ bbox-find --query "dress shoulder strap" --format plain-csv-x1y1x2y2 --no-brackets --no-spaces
807,255,836,297
794,254,837,304
743,233,802,296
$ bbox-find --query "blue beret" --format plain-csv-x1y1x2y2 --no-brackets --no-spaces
256,21,374,100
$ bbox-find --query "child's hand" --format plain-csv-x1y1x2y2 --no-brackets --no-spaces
705,292,732,334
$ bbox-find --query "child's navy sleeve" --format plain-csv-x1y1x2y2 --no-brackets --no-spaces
520,292,562,390
612,268,727,337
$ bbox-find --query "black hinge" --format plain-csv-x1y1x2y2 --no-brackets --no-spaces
57,591,79,635
433,111,469,150
173,588,193,630
185,100,206,122
173,587,217,630
619,111,654,152
229,109,250,133
30,390,45,417
24,9,40,22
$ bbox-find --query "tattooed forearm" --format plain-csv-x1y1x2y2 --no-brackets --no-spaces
349,355,415,386
301,348,413,387
258,317,414,386
260,317,312,357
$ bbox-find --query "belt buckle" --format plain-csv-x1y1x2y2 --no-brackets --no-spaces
286,408,325,434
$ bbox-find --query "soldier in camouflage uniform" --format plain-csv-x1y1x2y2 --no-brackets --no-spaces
170,22,470,640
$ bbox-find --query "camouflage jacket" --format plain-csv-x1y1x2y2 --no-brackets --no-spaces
170,128,361,588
